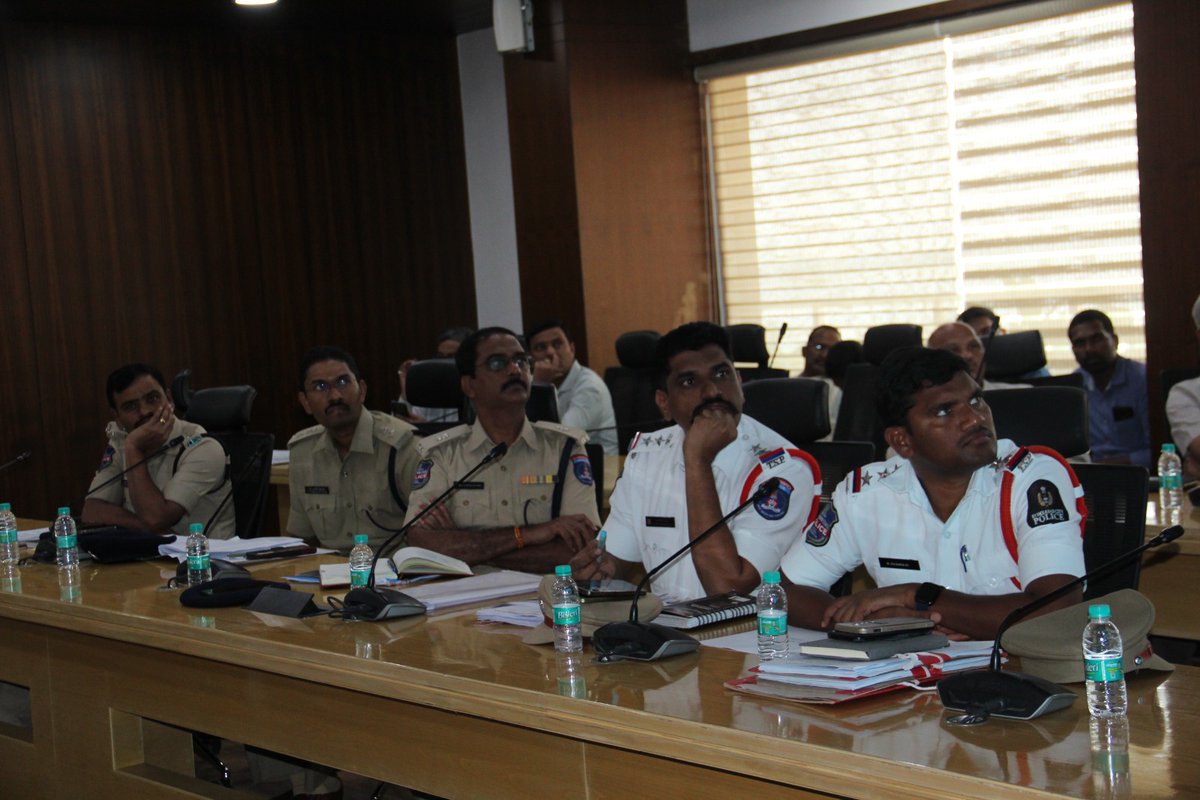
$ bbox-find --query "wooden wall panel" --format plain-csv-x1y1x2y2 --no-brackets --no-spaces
0,22,475,519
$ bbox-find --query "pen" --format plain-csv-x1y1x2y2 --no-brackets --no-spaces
959,545,969,572
593,530,607,589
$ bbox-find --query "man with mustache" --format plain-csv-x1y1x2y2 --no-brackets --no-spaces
82,363,234,538
572,322,820,600
1069,308,1150,467
780,347,1086,639
288,346,420,550
404,327,600,573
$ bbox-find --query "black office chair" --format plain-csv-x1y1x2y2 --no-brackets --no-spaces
803,441,877,501
1074,463,1149,600
1025,373,1085,389
741,377,830,444
984,330,1047,382
726,323,788,382
603,330,669,454
406,358,468,435
833,362,887,459
171,368,194,417
984,386,1089,458
527,383,560,424
863,324,922,366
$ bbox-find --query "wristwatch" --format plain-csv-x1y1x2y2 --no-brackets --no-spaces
915,582,943,611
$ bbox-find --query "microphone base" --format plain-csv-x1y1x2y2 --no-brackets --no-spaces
342,587,427,621
938,669,1076,721
591,621,700,663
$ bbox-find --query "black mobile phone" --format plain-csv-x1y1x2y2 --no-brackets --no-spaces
828,616,935,641
579,578,642,603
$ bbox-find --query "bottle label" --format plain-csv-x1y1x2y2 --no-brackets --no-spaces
1085,655,1123,683
553,602,581,626
56,534,77,549
350,568,370,588
188,554,211,571
758,608,788,636
1161,474,1182,490
0,530,16,545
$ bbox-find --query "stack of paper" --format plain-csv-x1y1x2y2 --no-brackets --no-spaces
404,570,540,612
158,536,324,562
475,600,543,627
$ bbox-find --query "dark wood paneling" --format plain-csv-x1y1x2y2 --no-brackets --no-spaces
1133,0,1200,445
0,21,475,518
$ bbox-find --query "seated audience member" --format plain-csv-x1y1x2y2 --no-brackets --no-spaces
82,363,234,539
801,325,841,378
399,326,473,423
821,339,865,439
526,318,618,455
572,322,820,600
958,306,1002,339
1167,294,1200,480
927,322,1027,390
405,327,599,573
1069,309,1150,467
289,346,420,550
781,347,1086,640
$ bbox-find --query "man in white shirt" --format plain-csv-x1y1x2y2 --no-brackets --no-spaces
572,322,820,601
1167,294,1200,479
527,319,618,455
781,347,1086,640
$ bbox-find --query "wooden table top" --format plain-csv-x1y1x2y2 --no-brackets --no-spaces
2,553,1198,799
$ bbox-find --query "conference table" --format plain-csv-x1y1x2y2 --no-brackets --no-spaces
2,548,1198,799
1141,495,1200,641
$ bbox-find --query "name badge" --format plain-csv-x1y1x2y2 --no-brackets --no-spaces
458,481,485,490
304,486,330,495
645,516,676,528
879,557,920,570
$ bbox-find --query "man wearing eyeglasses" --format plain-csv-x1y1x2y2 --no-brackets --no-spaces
288,346,421,551
801,325,841,378
404,327,600,573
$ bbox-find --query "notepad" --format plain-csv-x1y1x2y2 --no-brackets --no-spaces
656,591,757,629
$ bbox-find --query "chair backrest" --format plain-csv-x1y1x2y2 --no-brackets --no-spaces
527,383,560,424
984,387,1089,458
741,378,830,444
863,324,922,366
832,363,886,458
604,330,668,454
185,386,257,434
984,330,1046,381
206,431,274,539
802,441,876,500
1161,366,1200,399
1073,463,1149,599
726,324,770,369
171,368,194,416
1024,373,1085,389
406,358,466,435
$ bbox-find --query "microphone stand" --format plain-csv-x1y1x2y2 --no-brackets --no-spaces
0,450,32,473
592,477,781,663
938,525,1183,722
768,323,788,369
67,435,185,517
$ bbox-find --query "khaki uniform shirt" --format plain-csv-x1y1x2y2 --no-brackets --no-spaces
404,419,599,530
287,410,420,551
88,418,235,539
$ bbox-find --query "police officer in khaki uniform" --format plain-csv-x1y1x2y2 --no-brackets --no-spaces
83,363,235,539
288,346,420,551
405,327,599,574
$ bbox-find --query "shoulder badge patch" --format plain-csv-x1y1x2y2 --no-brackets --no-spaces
806,503,837,547
754,478,793,521
412,458,434,490
757,447,787,469
571,454,594,486
99,445,115,469
1026,479,1067,527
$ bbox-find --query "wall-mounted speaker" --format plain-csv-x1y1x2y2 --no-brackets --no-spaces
493,0,534,54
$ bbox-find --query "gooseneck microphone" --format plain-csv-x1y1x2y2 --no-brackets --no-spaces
339,442,508,621
0,450,32,473
768,322,788,369
938,524,1184,722
592,477,781,663
67,435,186,517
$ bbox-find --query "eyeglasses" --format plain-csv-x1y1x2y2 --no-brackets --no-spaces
478,353,534,373
306,375,355,393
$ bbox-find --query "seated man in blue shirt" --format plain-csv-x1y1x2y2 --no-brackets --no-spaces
1068,309,1150,467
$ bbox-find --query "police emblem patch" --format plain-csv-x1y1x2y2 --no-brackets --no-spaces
753,478,793,521
412,458,433,490
99,445,115,469
806,503,837,547
571,454,594,486
1026,479,1067,527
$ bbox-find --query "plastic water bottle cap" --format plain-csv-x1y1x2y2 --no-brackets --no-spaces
353,534,368,544
1162,443,1176,453
57,506,70,516
189,523,203,534
1089,604,1111,618
554,564,572,577
763,570,781,584
0,503,10,512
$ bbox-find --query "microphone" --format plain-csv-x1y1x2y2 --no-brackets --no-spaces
67,435,185,517
591,477,782,663
768,322,788,369
0,450,32,473
938,524,1184,722
339,442,508,621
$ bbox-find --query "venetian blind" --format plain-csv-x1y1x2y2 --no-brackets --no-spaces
706,2,1142,375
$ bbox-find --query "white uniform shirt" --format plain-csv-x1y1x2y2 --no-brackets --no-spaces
605,415,820,601
781,440,1085,594
1167,375,1200,456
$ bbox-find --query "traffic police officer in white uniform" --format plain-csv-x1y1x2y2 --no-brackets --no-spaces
573,322,821,600
782,347,1086,640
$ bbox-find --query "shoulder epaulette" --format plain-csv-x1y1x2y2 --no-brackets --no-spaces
1003,447,1033,474
532,419,588,442
287,424,325,448
371,411,416,447
415,424,471,456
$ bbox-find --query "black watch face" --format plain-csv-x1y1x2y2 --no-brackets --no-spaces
917,583,941,608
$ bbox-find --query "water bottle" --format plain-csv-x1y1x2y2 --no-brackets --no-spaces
551,564,582,653
1084,603,1128,717
58,564,81,603
0,502,18,566
349,534,373,588
185,523,212,585
757,570,789,660
1158,443,1183,526
53,506,78,568
1090,715,1132,800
